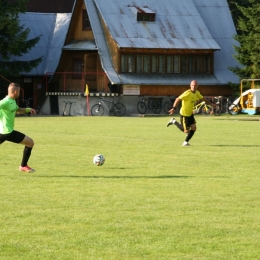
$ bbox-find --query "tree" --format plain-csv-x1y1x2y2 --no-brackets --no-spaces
227,0,250,32
0,0,42,78
229,0,260,79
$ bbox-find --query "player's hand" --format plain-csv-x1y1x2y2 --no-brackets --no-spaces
30,108,37,115
168,108,174,115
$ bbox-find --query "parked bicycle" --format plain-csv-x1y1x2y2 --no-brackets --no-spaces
213,96,223,116
213,96,240,115
91,97,126,116
225,101,241,115
223,96,240,115
163,96,176,114
137,97,162,114
193,100,213,115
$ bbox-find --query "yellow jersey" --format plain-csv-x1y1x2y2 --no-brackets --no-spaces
179,90,203,116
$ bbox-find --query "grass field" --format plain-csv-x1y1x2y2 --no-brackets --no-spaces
1,114,260,259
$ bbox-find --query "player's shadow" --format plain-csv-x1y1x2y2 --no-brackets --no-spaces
210,144,260,147
32,175,191,179
33,175,229,179
82,175,191,179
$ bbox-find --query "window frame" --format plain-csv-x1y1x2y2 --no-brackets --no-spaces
82,10,91,30
73,59,83,79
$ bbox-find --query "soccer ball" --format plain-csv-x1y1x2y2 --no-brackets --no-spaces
93,154,105,166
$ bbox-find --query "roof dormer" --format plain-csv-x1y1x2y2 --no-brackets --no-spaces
129,5,156,22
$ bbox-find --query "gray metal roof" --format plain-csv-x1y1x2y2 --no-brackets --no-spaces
193,0,240,83
85,0,121,84
63,40,97,50
94,0,220,50
119,73,220,85
14,12,71,76
86,0,240,85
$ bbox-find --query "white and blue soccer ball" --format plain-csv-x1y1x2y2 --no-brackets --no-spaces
93,154,105,166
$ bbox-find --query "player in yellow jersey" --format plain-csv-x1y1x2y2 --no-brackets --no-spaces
0,83,36,172
166,80,215,146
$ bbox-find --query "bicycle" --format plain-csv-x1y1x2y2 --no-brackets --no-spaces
137,97,162,114
213,96,223,116
91,97,126,116
163,96,176,114
222,96,240,115
193,100,213,115
213,96,240,115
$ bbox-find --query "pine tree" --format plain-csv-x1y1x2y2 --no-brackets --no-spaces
227,0,249,31
0,0,42,77
230,0,260,79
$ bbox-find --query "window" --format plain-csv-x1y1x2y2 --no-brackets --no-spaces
128,55,135,72
181,56,195,73
205,56,211,73
167,56,173,73
82,10,91,30
137,13,155,22
73,59,83,78
121,54,135,73
136,55,143,73
151,55,157,73
197,56,210,73
174,56,180,73
143,55,150,73
133,6,156,22
120,54,211,74
158,55,165,73
121,55,127,72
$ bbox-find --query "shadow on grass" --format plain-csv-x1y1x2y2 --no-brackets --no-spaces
210,145,259,147
30,175,229,179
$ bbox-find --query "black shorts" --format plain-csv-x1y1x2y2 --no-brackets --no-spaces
0,130,25,144
180,114,196,131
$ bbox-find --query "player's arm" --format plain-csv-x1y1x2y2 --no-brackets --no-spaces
168,97,181,115
16,108,36,114
202,97,216,108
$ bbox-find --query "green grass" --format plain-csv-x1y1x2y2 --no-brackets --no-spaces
1,115,260,259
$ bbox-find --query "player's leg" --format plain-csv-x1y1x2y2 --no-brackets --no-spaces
20,135,34,148
19,135,35,172
183,116,196,146
0,136,5,145
167,115,184,131
184,124,196,142
3,130,35,172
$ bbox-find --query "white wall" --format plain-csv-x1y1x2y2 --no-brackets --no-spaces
40,95,173,116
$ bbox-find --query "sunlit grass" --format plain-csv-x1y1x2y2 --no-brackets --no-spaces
1,115,260,259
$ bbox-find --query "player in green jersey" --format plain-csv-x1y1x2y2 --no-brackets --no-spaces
0,83,36,172
166,80,215,146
